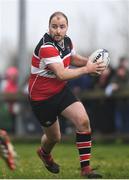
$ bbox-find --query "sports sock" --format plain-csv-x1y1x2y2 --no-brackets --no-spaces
76,131,92,168
41,147,49,155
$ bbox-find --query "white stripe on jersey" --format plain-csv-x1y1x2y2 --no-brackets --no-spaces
31,54,63,78
40,44,54,49
31,65,56,78
31,66,44,74
31,65,69,78
43,55,62,65
31,50,72,78
41,44,59,51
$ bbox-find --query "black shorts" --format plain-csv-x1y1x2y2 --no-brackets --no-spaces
29,85,79,127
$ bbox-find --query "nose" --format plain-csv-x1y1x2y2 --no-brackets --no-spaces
57,27,61,34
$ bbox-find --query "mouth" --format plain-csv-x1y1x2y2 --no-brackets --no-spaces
55,35,61,38
54,35,62,42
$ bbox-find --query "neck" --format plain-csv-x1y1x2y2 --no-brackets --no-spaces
57,39,64,48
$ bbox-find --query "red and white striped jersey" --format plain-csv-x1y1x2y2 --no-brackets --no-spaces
28,33,75,101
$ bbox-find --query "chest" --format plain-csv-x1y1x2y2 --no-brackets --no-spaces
57,44,72,67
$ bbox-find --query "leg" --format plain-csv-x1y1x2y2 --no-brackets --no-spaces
61,101,91,132
37,120,61,174
61,101,102,178
29,97,61,174
41,119,61,154
0,129,17,170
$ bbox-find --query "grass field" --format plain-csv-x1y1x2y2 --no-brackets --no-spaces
0,140,129,179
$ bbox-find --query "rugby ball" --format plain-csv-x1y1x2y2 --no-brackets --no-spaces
89,49,110,68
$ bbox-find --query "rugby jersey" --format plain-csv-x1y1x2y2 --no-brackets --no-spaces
28,33,75,101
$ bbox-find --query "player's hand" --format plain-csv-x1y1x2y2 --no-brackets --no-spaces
86,59,106,75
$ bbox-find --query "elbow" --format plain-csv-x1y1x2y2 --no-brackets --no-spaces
56,75,66,81
56,73,66,81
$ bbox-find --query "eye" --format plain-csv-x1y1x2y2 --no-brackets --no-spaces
51,24,58,29
60,25,66,29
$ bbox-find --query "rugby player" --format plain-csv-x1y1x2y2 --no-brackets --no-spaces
28,11,105,178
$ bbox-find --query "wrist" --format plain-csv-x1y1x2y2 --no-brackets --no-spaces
85,57,89,64
85,67,89,74
82,66,89,74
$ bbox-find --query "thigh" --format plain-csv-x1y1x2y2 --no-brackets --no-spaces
29,99,58,127
58,85,79,114
61,101,89,127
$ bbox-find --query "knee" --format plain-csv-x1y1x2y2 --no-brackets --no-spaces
54,135,61,143
76,116,91,132
80,119,90,130
49,134,61,144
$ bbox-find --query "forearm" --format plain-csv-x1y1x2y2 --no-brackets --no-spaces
56,66,88,81
48,58,105,81
71,54,89,67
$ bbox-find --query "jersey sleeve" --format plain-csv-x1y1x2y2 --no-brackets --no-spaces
39,45,62,65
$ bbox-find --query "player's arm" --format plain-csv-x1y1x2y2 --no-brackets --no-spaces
71,53,89,67
39,44,105,80
47,60,105,81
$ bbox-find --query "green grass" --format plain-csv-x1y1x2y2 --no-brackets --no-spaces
0,141,129,179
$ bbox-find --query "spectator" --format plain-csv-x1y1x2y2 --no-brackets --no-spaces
3,66,18,93
118,56,129,70
105,57,129,134
87,65,115,134
1,66,19,134
96,65,115,89
69,75,94,96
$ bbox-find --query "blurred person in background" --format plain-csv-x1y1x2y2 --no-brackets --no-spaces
69,74,94,96
28,11,105,178
1,66,19,134
105,57,129,134
118,56,129,70
3,66,19,93
95,65,115,89
0,129,17,170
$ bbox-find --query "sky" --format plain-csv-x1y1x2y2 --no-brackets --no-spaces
0,0,129,72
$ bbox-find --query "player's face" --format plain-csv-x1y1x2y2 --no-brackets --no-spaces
49,15,68,43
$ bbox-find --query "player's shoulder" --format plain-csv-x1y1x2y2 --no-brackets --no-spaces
64,35,72,43
43,33,55,47
64,35,73,49
34,34,56,57
39,33,59,57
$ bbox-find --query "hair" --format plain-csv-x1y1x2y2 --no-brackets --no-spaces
49,11,68,25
